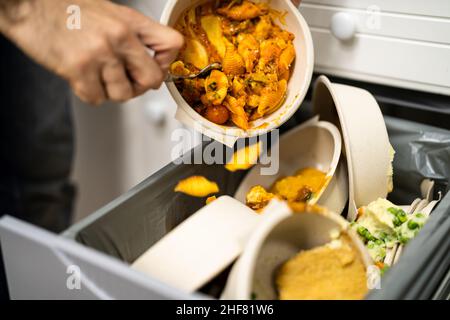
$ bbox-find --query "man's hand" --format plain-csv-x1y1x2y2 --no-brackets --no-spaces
0,0,184,105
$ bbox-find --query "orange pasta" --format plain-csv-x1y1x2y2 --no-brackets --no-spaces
170,0,295,129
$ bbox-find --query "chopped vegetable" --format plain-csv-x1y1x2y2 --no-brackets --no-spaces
353,199,429,263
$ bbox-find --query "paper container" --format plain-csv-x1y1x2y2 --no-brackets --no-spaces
161,0,314,147
234,119,346,213
132,196,260,293
221,200,372,300
313,76,392,221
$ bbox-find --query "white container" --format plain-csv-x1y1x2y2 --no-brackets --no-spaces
313,76,392,221
234,119,347,215
160,0,314,147
131,196,260,293
221,200,372,300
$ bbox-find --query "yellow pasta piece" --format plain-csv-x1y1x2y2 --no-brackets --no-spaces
170,61,191,76
237,33,259,73
258,39,282,72
183,38,209,70
174,176,219,197
225,141,262,172
217,1,268,21
201,15,226,58
278,43,295,76
254,15,272,41
222,38,245,76
204,70,229,105
253,79,287,119
245,185,275,210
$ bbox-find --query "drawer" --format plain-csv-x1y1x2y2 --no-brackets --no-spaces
300,3,450,95
302,0,450,18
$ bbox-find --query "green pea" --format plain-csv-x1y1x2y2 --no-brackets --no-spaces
388,207,399,215
393,216,402,227
400,236,409,244
407,220,419,230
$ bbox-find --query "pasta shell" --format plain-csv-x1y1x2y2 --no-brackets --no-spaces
254,15,273,41
174,176,219,197
222,39,245,75
224,96,249,129
183,38,209,70
204,70,229,105
225,141,262,172
237,33,259,73
231,113,249,130
201,15,226,58
256,79,287,116
217,1,268,21
278,43,295,76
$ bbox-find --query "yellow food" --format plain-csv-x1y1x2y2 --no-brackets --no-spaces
225,141,262,172
174,176,219,197
276,235,368,300
171,0,296,129
217,0,268,21
206,195,217,204
272,167,327,202
245,167,328,210
204,70,229,105
246,185,274,210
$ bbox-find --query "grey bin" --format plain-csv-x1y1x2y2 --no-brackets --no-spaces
1,116,449,299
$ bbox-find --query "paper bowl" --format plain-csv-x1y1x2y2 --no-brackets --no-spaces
234,119,346,213
161,0,314,146
221,200,372,300
131,196,260,293
313,76,392,221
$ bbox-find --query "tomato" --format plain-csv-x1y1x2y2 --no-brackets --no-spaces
204,105,230,124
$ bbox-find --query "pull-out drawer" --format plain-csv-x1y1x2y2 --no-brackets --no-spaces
300,1,450,95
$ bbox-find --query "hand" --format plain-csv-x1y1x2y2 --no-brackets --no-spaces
0,0,184,105
291,0,301,6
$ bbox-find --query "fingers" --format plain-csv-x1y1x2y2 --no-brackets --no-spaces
123,10,184,73
71,69,107,106
101,59,133,102
119,34,165,95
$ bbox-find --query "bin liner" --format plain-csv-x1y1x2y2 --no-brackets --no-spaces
63,116,450,299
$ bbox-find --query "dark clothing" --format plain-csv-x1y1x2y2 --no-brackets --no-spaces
0,34,75,299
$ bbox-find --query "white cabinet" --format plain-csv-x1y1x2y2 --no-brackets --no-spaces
300,1,450,95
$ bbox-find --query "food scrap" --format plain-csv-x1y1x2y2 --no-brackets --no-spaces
206,195,217,204
225,141,262,172
170,0,296,129
276,234,368,300
174,176,219,197
351,198,428,264
245,167,327,210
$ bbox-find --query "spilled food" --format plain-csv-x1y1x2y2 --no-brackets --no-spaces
225,141,262,172
174,176,219,197
246,167,328,210
276,234,368,300
170,0,296,129
352,198,428,270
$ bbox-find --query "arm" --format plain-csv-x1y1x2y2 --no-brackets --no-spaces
0,0,184,105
